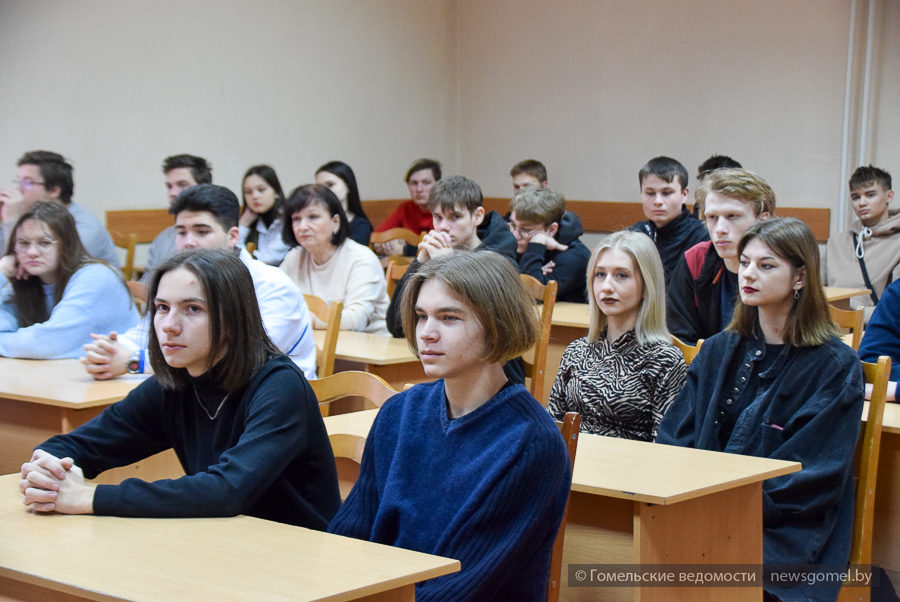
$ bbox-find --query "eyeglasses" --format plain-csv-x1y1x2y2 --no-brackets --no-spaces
508,223,545,238
14,237,58,254
13,179,46,190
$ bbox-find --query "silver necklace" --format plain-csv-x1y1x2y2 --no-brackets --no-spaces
193,386,230,420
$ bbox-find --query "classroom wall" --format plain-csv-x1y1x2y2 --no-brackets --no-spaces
1,1,896,237
0,0,458,214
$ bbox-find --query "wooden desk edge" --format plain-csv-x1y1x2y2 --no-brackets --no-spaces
0,392,132,410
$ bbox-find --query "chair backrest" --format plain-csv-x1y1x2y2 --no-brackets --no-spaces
310,371,399,409
829,304,865,351
303,295,342,382
672,336,705,365
519,275,557,402
106,209,174,281
549,412,581,602
385,259,410,299
125,281,148,314
245,241,257,258
369,227,422,248
328,433,367,502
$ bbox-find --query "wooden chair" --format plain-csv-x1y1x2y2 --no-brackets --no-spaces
303,295,342,383
310,370,399,410
385,259,410,299
829,304,865,351
106,209,174,281
328,433,367,502
549,412,581,602
519,275,558,401
370,227,422,251
672,336,705,365
838,356,891,602
245,241,257,258
125,281,148,314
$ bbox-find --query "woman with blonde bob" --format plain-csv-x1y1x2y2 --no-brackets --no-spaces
548,230,686,440
329,250,571,602
657,218,864,602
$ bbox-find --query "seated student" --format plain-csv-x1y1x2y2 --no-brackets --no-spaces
508,185,591,303
628,156,708,285
693,154,742,217
510,159,548,192
372,158,440,257
315,161,373,246
328,251,571,601
548,231,686,440
387,175,517,337
142,154,212,282
858,278,900,382
19,249,341,529
823,165,899,322
238,165,291,266
280,184,389,334
667,169,774,345
82,184,316,380
657,218,864,602
0,202,138,359
0,151,120,269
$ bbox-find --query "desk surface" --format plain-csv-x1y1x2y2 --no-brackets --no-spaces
863,400,900,435
324,409,800,506
0,358,147,409
313,330,418,366
0,473,458,602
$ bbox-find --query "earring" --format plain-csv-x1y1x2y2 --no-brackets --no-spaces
794,289,800,300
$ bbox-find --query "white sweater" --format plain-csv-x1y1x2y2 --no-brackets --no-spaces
281,240,389,335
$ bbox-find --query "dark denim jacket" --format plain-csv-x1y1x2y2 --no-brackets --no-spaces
657,331,864,602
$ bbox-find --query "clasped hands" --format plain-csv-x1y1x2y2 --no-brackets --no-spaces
19,449,95,514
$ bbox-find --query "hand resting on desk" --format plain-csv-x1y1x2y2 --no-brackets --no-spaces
19,449,95,514
81,331,131,380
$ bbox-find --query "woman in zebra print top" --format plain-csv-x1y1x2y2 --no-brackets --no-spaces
548,230,686,440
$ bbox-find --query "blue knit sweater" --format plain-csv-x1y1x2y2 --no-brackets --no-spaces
0,263,139,359
328,380,571,601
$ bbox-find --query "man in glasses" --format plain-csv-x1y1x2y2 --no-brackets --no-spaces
0,151,119,268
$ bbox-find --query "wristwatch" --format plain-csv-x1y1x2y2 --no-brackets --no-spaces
127,350,144,374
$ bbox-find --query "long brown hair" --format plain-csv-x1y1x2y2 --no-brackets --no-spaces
5,202,102,327
727,218,837,346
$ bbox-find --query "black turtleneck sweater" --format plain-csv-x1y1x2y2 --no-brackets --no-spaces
38,354,341,529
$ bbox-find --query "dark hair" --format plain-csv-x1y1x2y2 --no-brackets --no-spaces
427,175,483,214
510,159,547,184
162,154,213,184
6,201,119,326
697,154,742,181
315,161,368,222
405,158,442,183
241,165,285,224
169,184,240,231
728,218,837,347
282,184,350,248
849,165,892,192
148,249,278,391
17,151,74,204
400,250,539,363
638,156,689,191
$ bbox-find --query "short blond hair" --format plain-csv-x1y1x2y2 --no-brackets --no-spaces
510,186,565,227
401,251,539,363
695,168,776,219
586,231,671,345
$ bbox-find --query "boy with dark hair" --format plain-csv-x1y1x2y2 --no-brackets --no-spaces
628,156,708,284
694,155,742,217
386,175,517,335
143,154,213,281
510,159,548,192
372,158,441,257
823,165,899,322
0,151,120,268
508,186,590,302
667,169,774,344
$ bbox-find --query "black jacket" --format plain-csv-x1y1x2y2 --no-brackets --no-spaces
517,211,591,303
666,241,727,345
628,207,709,285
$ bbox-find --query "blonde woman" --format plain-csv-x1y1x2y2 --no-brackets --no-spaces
548,230,686,440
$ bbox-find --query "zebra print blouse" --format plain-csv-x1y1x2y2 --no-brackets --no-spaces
547,330,687,441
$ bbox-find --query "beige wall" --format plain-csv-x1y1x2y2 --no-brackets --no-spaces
0,0,896,236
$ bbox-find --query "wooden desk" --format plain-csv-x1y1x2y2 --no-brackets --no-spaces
324,409,801,602
862,401,900,574
313,330,428,390
824,286,873,310
0,473,458,602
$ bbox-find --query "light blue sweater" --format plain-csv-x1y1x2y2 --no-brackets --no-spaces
0,263,140,359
